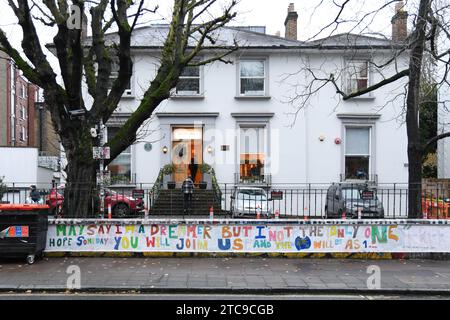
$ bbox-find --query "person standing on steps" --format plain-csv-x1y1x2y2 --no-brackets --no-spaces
182,176,194,215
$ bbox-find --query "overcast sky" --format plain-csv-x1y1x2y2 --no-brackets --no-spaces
0,0,410,72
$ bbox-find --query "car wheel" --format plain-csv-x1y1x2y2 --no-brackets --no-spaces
113,203,130,218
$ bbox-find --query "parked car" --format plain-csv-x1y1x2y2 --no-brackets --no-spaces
46,186,144,217
230,187,272,218
324,183,384,219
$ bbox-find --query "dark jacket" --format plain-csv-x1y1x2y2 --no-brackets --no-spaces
30,189,41,202
182,178,194,194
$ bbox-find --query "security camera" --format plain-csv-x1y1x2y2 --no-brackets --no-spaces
90,128,98,138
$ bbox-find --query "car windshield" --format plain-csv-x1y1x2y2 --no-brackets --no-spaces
237,189,267,200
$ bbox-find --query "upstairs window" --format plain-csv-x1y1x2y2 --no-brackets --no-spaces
176,65,201,95
346,60,369,94
239,60,266,96
108,60,132,94
21,106,26,119
20,126,26,141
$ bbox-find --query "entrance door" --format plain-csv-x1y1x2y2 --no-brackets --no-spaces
172,127,203,184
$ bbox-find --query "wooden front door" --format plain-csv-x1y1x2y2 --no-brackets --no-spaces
172,127,203,184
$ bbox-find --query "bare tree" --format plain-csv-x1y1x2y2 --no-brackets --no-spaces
286,0,450,218
0,0,238,217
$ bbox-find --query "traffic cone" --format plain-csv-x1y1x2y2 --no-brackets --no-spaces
341,210,346,220
209,206,214,220
256,205,261,219
304,215,309,221
275,209,280,220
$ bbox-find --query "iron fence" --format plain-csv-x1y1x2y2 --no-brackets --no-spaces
1,181,449,219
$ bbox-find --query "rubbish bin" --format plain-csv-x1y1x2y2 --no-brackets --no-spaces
0,204,49,264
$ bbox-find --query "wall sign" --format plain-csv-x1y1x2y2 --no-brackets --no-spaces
144,143,152,152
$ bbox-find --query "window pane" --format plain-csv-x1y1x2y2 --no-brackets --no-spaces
240,127,265,179
240,61,264,77
240,78,264,94
348,61,368,78
107,127,131,181
345,127,370,154
176,78,200,94
181,66,199,77
345,156,369,180
109,154,131,182
347,60,368,92
357,79,368,90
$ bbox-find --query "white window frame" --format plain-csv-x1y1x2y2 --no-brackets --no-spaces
21,106,26,120
106,126,133,183
236,123,270,181
20,126,26,141
343,125,373,181
238,59,267,97
175,64,202,96
344,58,371,96
108,58,134,98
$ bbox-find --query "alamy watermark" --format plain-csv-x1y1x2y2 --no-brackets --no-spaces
366,265,381,290
67,5,82,30
66,265,81,290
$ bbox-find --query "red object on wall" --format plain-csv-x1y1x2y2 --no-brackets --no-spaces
334,138,342,145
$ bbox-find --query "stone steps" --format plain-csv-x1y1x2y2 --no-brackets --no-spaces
151,189,224,216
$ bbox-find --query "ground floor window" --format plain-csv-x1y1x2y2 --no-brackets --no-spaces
345,127,371,180
239,126,265,182
107,127,132,184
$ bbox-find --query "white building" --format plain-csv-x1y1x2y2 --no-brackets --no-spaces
85,5,410,189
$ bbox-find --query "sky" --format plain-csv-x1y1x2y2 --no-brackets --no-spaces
0,0,410,72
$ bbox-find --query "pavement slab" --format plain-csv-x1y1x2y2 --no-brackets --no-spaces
1,257,450,293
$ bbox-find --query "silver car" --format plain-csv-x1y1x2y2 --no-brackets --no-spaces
230,187,272,218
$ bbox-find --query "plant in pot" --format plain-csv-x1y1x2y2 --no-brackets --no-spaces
162,164,176,189
198,164,212,189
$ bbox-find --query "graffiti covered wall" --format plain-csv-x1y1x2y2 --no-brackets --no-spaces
45,220,450,253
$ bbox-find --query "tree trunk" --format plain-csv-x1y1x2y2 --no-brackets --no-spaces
407,141,423,218
62,128,98,218
406,0,430,218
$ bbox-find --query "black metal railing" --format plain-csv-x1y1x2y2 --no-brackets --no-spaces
1,181,449,219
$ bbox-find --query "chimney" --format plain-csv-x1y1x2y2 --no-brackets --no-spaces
391,1,408,42
284,3,298,40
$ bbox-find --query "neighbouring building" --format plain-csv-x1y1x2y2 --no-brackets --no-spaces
77,3,410,188
0,51,39,147
0,52,60,184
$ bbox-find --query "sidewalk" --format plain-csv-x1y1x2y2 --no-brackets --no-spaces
1,257,450,294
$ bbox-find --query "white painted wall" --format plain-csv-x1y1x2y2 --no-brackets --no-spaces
81,46,410,186
0,147,38,186
127,49,410,185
